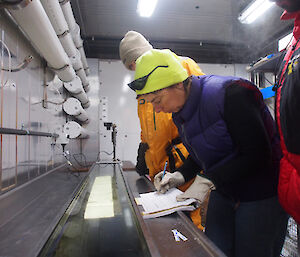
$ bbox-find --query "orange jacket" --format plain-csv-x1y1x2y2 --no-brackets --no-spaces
137,57,205,229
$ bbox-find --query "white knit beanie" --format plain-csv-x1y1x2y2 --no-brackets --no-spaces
119,31,153,70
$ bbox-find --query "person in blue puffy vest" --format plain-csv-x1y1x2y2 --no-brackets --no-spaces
128,49,288,257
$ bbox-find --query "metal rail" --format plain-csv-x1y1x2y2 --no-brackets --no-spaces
0,127,59,138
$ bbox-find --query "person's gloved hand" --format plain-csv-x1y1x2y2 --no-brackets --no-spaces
176,175,215,204
154,171,185,193
135,142,149,176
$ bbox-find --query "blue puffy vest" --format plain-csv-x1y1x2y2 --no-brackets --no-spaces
173,75,280,175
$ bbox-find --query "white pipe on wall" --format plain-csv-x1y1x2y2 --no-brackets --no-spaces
59,1,76,32
40,0,68,35
70,49,89,91
75,67,89,92
70,49,83,70
40,0,89,89
8,0,75,82
71,24,82,48
72,27,90,76
55,65,76,82
78,45,90,76
58,31,77,57
63,121,89,139
60,1,90,76
48,75,64,91
63,76,90,108
75,93,90,109
63,97,89,123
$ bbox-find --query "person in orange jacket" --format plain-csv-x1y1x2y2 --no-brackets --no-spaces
119,31,206,229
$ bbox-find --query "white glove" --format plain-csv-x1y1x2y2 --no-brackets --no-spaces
176,175,215,204
154,171,185,194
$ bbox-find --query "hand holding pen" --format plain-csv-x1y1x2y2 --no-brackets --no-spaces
154,161,185,193
154,161,169,193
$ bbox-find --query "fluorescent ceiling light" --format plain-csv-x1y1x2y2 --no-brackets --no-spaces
137,0,158,17
238,0,274,24
278,32,293,51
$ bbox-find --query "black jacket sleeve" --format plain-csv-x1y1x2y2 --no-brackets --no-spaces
135,142,149,176
177,154,202,182
205,83,272,189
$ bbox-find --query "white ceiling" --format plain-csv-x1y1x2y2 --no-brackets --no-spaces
70,0,293,63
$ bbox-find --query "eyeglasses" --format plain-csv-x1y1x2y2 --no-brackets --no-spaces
128,65,168,91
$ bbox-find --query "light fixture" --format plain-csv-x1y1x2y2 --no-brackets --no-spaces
137,0,158,17
238,0,275,24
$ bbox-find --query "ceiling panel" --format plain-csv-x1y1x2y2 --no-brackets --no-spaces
71,0,293,63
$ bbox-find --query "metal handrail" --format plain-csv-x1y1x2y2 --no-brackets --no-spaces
0,127,59,138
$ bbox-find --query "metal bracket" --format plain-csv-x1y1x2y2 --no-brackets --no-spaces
1,55,33,72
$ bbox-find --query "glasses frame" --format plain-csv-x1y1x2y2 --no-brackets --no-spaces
128,65,168,91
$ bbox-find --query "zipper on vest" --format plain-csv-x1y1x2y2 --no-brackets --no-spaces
181,124,205,170
153,108,156,131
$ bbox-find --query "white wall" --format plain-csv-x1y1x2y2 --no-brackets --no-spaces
198,63,250,79
98,60,140,164
0,12,70,192
80,59,101,163
0,11,96,193
98,60,249,164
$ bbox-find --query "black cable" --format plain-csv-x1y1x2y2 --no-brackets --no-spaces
96,150,114,162
100,150,113,156
72,153,89,168
59,152,81,178
98,163,113,168
67,165,80,178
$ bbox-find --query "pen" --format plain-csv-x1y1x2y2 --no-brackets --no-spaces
162,161,168,178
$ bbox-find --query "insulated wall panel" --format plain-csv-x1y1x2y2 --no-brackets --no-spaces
98,60,140,164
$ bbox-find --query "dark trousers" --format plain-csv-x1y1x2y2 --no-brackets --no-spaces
205,191,288,257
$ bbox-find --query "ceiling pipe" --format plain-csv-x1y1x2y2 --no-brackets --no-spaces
40,0,89,92
59,0,90,76
63,97,89,123
63,121,89,139
63,76,90,108
8,0,75,82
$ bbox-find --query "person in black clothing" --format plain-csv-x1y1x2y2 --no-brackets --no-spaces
129,49,288,257
270,0,300,226
135,142,149,176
